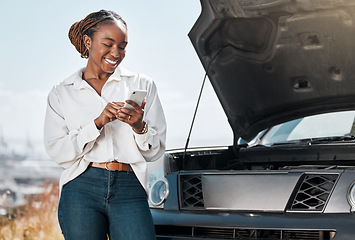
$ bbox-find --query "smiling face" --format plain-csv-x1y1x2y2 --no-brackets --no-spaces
84,20,128,77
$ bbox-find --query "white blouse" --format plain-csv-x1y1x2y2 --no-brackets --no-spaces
44,66,166,194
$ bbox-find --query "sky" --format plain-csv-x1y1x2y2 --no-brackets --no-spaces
0,0,232,158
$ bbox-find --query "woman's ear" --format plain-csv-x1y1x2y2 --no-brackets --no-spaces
83,34,92,49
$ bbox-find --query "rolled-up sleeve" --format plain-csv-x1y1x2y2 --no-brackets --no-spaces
43,87,100,169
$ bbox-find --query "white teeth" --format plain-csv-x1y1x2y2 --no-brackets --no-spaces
105,59,118,65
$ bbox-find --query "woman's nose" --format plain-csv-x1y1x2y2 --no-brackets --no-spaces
111,48,120,58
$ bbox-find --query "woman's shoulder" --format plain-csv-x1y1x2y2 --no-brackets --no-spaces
117,67,152,82
116,67,155,92
53,68,84,87
49,68,85,95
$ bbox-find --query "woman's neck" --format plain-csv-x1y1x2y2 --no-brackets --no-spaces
82,66,113,96
83,69,112,82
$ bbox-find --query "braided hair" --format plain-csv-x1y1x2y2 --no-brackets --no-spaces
68,10,127,58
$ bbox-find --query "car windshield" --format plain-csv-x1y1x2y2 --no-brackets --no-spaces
258,110,355,146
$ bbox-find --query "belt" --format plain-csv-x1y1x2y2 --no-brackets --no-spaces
89,161,133,172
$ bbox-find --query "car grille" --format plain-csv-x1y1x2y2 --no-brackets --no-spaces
287,174,338,212
180,174,204,209
179,173,338,212
155,225,336,240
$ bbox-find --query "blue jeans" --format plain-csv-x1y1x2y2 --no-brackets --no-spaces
58,166,156,240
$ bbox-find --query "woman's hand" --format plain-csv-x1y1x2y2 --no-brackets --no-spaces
116,100,146,133
94,102,122,130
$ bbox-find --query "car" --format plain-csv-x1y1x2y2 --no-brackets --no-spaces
147,0,355,239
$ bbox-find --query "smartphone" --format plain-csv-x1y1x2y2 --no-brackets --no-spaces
123,90,147,110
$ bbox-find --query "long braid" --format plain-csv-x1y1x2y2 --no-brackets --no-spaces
68,10,126,58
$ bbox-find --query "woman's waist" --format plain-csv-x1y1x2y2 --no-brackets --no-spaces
89,161,133,172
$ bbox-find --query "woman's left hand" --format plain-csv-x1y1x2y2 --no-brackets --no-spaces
116,100,146,133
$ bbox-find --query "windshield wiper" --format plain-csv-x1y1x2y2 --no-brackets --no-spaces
271,135,355,146
305,135,355,143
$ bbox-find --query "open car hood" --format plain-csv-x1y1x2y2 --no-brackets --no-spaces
189,0,355,142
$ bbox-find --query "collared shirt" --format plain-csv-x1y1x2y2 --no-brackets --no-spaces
44,66,166,194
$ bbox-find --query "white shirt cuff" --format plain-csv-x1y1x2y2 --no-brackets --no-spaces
77,121,101,150
133,127,157,151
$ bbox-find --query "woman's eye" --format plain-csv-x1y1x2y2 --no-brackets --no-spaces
103,43,112,47
119,42,127,50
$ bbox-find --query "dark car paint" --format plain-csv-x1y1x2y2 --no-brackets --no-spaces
188,0,355,141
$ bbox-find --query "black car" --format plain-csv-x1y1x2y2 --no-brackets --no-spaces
148,0,355,239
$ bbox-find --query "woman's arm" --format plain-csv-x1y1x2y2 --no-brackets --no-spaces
43,88,101,168
133,81,167,162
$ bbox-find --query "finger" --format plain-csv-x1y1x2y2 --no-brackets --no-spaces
102,109,116,122
141,99,146,110
112,102,125,107
106,103,121,116
119,108,142,124
108,102,121,110
118,106,134,116
116,111,130,121
117,114,133,125
125,100,144,113
125,100,139,109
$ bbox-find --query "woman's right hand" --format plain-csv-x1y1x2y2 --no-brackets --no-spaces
94,102,124,129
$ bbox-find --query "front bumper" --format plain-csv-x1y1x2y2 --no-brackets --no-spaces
151,209,355,239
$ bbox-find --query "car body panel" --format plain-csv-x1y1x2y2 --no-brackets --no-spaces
188,0,355,141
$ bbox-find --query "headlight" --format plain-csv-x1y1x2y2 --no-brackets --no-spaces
148,153,174,208
149,178,169,207
347,181,355,212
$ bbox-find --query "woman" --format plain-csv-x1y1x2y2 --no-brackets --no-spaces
44,10,166,240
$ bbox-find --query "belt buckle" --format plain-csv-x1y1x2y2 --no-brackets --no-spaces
105,160,118,171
